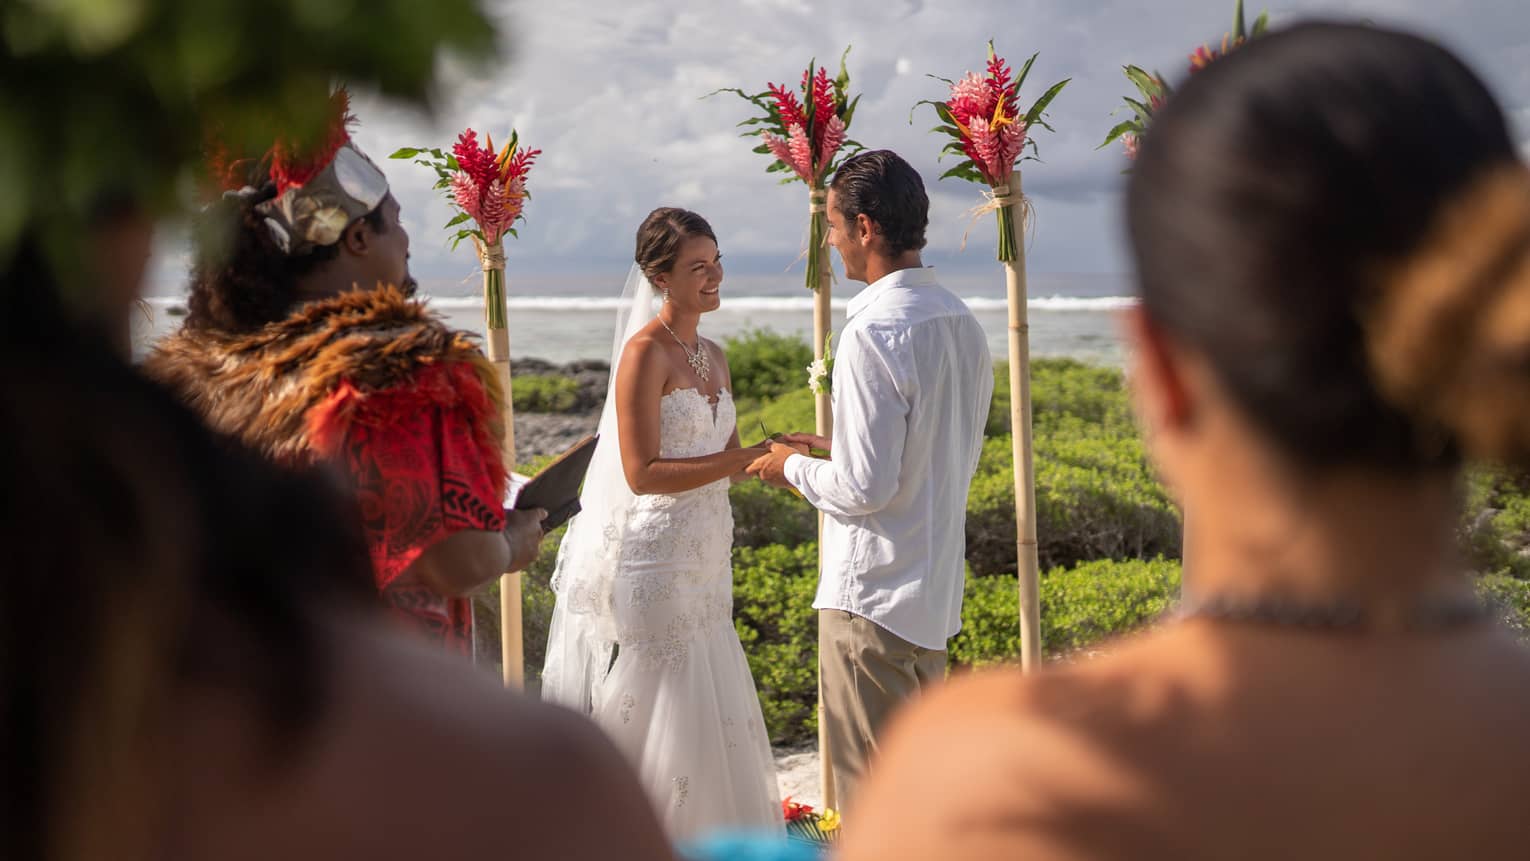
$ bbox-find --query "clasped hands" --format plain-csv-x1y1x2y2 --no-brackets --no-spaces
745,432,830,489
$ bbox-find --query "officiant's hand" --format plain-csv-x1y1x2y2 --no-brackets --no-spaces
747,442,807,489
504,507,548,572
778,432,830,453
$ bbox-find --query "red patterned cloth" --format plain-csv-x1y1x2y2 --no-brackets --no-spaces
312,361,507,656
145,289,509,656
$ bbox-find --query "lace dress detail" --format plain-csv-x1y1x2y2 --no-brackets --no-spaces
588,388,782,840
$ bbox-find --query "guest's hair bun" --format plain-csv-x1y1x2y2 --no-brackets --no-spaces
1364,163,1530,467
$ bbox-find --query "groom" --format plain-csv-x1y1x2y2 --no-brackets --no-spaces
749,150,993,805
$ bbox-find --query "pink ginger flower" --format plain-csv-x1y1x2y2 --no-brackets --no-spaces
762,125,814,183
1122,133,1141,160
967,116,1005,184
997,119,1027,173
947,72,993,128
817,114,845,176
478,179,510,243
450,172,483,223
787,123,815,181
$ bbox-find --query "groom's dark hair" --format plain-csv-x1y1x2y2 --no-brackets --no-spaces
829,150,929,255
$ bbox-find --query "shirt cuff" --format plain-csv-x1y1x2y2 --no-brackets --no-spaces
783,452,813,491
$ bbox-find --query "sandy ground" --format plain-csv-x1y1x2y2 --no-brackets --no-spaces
774,742,823,809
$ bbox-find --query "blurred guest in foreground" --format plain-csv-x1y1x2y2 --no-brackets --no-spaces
841,22,1530,860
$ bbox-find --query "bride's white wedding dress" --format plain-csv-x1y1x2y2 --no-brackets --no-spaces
593,387,780,838
540,265,780,841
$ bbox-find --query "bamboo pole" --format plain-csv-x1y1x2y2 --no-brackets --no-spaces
1003,177,1042,671
481,243,524,690
810,190,837,810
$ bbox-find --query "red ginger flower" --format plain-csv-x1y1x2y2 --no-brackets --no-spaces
985,53,1014,108
452,129,500,189
768,82,807,130
448,128,539,245
809,67,836,150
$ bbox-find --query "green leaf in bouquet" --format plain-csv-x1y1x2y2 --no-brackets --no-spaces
1098,118,1140,149
1023,78,1070,127
388,146,422,159
444,211,471,228
840,93,861,128
1014,50,1039,94
1233,0,1247,41
1123,96,1154,124
940,162,983,183
834,45,853,93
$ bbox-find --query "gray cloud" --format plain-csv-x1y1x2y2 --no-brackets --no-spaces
145,0,1530,294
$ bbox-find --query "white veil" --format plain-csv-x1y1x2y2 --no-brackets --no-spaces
540,264,655,712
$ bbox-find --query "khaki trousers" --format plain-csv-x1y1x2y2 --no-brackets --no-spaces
818,609,946,809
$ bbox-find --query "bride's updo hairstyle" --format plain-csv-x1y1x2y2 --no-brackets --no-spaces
1129,22,1530,472
635,207,717,282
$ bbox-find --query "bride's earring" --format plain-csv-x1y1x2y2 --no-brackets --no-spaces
663,288,671,303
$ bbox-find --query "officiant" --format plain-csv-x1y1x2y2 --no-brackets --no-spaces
143,97,548,657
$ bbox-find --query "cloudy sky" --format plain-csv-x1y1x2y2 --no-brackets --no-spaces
201,0,1530,292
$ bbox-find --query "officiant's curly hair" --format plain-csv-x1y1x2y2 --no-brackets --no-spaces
829,150,929,254
185,183,389,334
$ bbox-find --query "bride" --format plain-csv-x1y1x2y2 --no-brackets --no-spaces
541,207,783,839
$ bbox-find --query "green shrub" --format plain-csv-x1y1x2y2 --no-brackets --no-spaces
989,358,1136,437
730,479,817,549
724,328,815,401
1460,468,1530,579
1478,573,1530,639
734,386,816,444
731,543,821,743
951,556,1182,667
967,427,1180,576
512,374,580,413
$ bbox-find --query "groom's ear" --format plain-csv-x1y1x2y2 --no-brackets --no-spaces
854,212,877,246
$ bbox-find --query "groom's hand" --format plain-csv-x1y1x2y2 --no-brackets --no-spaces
747,442,807,488
778,432,830,453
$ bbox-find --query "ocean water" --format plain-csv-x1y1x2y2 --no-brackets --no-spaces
133,270,1134,367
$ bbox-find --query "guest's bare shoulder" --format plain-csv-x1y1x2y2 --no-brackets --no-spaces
840,628,1201,861
260,617,675,860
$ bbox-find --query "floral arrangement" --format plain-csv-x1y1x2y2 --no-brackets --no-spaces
711,48,862,290
1100,0,1268,160
782,796,840,844
391,128,539,329
916,42,1068,262
806,331,834,396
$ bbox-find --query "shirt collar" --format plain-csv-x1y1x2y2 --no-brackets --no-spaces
846,266,939,321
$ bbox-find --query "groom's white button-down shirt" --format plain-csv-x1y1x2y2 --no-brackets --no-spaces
784,266,994,650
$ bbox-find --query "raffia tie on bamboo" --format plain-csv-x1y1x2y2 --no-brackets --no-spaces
476,238,506,271
960,183,1030,251
786,190,831,272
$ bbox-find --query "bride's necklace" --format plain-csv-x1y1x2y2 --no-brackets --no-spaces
658,316,710,382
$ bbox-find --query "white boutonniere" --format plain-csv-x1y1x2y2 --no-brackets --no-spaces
807,331,835,395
